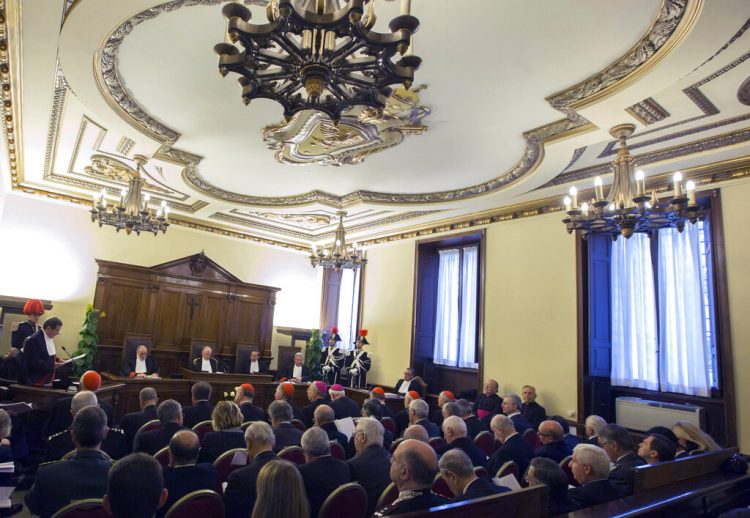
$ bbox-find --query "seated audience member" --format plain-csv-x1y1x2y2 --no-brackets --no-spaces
299,427,351,517
277,352,310,383
120,387,158,450
395,391,420,436
432,390,455,428
442,401,461,422
198,401,246,463
314,404,348,448
568,444,621,508
487,414,534,479
501,393,531,432
374,439,448,516
672,421,721,456
134,399,187,455
251,460,309,518
241,348,268,375
437,415,487,468
403,424,430,443
361,399,394,451
520,385,547,430
103,453,167,518
598,423,645,496
301,381,328,427
121,344,159,378
191,345,223,373
550,415,581,451
638,433,677,465
439,449,510,502
275,382,304,421
158,430,216,518
329,383,361,420
534,420,572,462
348,417,391,517
584,415,607,445
526,457,580,515
182,381,214,429
409,399,440,438
457,398,489,439
269,400,303,451
474,379,502,421
235,383,267,423
370,386,396,420
394,367,423,396
224,421,278,518
42,370,114,437
26,406,113,518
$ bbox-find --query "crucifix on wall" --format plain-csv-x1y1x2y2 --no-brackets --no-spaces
186,295,200,320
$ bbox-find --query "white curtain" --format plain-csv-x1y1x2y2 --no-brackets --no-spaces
459,245,479,368
611,233,659,390
657,223,711,396
336,268,361,352
433,248,460,366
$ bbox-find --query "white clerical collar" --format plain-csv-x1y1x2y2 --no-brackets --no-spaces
293,364,303,376
250,360,259,373
135,357,147,373
201,359,212,372
43,333,56,356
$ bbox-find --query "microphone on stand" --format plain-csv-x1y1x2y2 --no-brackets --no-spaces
61,345,73,360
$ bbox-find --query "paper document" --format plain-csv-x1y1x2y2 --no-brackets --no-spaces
334,417,356,439
59,353,86,366
494,474,521,491
0,463,13,474
384,393,402,399
0,486,13,509
231,450,248,466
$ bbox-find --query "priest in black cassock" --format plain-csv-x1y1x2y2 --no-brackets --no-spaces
320,327,345,386
345,329,372,388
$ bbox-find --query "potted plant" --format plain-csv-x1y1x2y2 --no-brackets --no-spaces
71,305,105,377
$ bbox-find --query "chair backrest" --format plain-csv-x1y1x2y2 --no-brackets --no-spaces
122,333,153,365
278,446,306,465
474,430,495,456
381,417,396,435
192,420,215,444
432,472,455,499
234,343,258,373
412,376,427,396
291,419,307,432
213,448,248,494
474,466,490,479
559,456,578,487
376,482,398,511
429,436,446,450
495,460,518,480
154,446,171,467
330,441,345,460
51,498,109,518
522,428,540,449
137,419,162,436
318,482,368,518
164,489,224,518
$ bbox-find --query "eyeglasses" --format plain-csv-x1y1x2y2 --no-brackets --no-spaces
537,432,552,437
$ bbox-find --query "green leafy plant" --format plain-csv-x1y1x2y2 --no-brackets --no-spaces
71,305,105,377
304,329,323,381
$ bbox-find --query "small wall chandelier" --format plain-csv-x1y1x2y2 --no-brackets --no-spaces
562,124,704,240
214,0,421,122
310,211,367,271
89,156,170,236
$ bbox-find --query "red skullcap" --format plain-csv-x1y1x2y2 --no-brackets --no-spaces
281,383,295,398
443,391,455,400
241,383,255,394
81,370,102,391
371,387,385,396
407,390,420,400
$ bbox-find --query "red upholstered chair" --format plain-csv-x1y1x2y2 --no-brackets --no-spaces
375,482,398,510
318,482,367,518
291,419,307,432
495,460,518,480
491,439,503,454
136,419,161,436
154,446,171,467
559,456,578,487
330,441,345,460
213,448,248,494
278,446,306,465
523,428,540,449
164,490,224,518
51,499,108,518
429,437,446,450
474,430,495,456
474,466,490,480
431,473,455,499
192,420,214,445
381,417,397,435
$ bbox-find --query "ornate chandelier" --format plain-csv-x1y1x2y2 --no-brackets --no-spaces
562,124,704,240
89,157,170,236
310,211,367,271
214,0,421,122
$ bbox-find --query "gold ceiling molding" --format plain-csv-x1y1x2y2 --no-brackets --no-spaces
1,0,23,190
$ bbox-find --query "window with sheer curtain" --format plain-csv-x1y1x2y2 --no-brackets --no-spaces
335,268,361,352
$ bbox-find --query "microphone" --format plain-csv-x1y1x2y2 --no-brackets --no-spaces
61,345,73,360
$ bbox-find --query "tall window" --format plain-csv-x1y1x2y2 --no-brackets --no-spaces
320,268,361,351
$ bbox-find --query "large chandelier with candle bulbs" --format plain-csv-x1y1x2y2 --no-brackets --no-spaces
310,211,367,271
562,124,704,240
89,156,170,236
214,0,421,123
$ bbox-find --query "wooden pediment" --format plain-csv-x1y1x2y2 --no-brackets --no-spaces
150,251,242,282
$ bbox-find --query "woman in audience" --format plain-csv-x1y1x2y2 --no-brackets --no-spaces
197,401,245,463
672,421,720,456
252,460,309,518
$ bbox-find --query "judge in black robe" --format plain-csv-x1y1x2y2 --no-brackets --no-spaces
121,344,159,378
320,328,345,385
20,317,64,386
345,330,372,388
191,345,223,373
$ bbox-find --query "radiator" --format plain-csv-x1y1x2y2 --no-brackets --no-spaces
615,397,705,432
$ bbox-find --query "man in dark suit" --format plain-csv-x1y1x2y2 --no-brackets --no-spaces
299,427,351,517
191,345,222,373
370,387,397,421
359,399,394,451
473,379,502,421
223,421,278,518
134,399,187,455
394,367,423,397
103,454,168,518
439,449,510,502
314,404,347,448
436,416,487,468
42,371,115,438
501,394,532,433
20,316,64,386
277,352,311,382
182,381,214,428
120,387,158,451
268,400,303,451
487,414,534,480
598,423,645,496
568,443,621,508
457,399,488,439
121,344,159,378
534,420,572,463
409,399,440,438
551,415,581,452
431,390,455,429
234,383,267,422
157,430,216,518
301,381,328,428
26,406,113,518
520,385,546,430
329,383,361,420
239,348,269,375
274,382,304,421
637,433,677,465
348,417,392,517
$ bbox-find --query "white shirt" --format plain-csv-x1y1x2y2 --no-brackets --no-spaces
507,411,520,418
249,360,259,374
135,357,147,374
397,379,412,394
201,359,213,373
293,364,303,379
43,333,56,356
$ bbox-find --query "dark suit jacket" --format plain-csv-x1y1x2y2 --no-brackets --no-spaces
568,478,621,508
19,330,55,385
277,362,311,382
487,433,534,479
609,452,645,496
534,440,572,463
11,320,37,349
299,455,351,518
191,357,221,373
239,357,270,375
395,409,410,437
415,418,441,438
135,422,187,455
25,450,112,518
348,445,392,517
563,433,582,452
120,404,158,450
121,355,159,377
509,413,532,434
375,488,449,516
330,396,361,420
272,422,303,452
239,401,267,423
42,397,114,438
453,477,510,502
158,463,216,518
520,401,546,430
301,398,326,428
464,415,489,440
198,429,246,463
320,422,348,448
394,378,423,397
45,426,126,461
223,450,277,518
182,400,214,429
437,436,487,468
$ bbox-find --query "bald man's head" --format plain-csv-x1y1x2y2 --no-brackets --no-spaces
169,430,200,466
538,420,564,445
391,439,438,489
402,424,430,443
314,404,335,426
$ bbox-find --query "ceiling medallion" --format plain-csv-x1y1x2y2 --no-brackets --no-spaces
214,0,422,122
262,85,428,165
